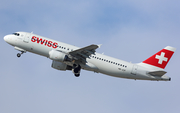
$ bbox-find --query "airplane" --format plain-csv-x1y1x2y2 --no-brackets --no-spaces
4,32,176,81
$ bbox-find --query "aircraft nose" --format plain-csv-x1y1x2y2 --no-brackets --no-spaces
4,35,9,42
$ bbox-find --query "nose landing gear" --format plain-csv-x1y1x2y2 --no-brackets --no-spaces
17,51,25,57
17,53,21,57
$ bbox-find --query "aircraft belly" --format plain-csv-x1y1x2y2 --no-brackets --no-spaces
29,45,50,57
18,41,51,57
96,62,130,78
95,62,157,80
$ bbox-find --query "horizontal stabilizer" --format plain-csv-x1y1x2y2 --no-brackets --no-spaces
148,71,167,77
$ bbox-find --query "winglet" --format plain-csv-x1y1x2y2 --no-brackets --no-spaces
98,44,102,48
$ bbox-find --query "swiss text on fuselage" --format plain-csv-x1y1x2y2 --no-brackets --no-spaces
31,36,58,48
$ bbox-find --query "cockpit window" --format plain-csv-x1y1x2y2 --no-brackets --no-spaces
12,33,20,36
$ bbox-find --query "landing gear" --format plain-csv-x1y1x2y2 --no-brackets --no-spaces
72,64,81,77
75,74,80,77
17,51,25,58
17,53,21,57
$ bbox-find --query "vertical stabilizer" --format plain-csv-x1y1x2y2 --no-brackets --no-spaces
141,46,176,69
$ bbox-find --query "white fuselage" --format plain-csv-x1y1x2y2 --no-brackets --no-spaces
4,32,171,81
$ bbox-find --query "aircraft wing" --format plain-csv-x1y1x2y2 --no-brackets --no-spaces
69,44,100,63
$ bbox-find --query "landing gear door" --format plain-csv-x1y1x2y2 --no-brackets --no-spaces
131,65,138,75
23,33,31,43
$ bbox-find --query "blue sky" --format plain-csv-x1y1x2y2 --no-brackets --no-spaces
1,0,180,113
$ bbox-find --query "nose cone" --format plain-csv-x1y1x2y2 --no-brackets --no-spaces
4,35,9,42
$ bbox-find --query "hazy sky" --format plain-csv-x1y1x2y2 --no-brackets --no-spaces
1,0,180,113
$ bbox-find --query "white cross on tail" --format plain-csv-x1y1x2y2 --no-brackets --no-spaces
155,52,168,64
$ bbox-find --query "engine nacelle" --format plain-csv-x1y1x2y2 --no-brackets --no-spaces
49,50,67,62
51,60,67,71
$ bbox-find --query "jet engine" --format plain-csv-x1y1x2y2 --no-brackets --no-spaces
49,50,71,62
51,60,72,71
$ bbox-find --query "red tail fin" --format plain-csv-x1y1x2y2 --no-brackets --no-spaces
142,46,176,69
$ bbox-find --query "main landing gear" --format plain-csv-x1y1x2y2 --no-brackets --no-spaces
75,74,80,77
72,64,81,77
17,51,25,58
